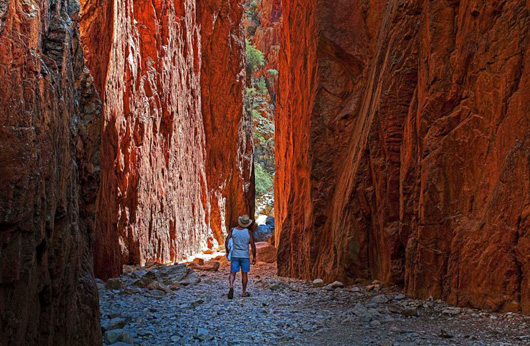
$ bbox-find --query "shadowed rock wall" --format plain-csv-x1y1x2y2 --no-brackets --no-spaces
0,0,101,343
80,0,253,279
276,0,530,313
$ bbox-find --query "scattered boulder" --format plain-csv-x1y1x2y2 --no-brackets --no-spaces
101,317,126,331
312,279,325,288
179,272,201,286
105,278,125,290
132,264,197,288
132,271,158,288
193,258,205,265
104,329,134,344
146,281,172,294
194,327,213,341
440,329,453,338
401,308,419,317
365,284,381,292
256,242,277,263
352,303,372,322
329,281,344,289
188,261,220,272
371,295,389,304
267,280,288,291
254,218,275,242
442,307,462,316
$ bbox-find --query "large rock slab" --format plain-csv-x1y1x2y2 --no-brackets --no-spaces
256,242,277,263
0,0,101,343
276,0,530,313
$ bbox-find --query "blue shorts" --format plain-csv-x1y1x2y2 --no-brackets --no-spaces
230,257,250,273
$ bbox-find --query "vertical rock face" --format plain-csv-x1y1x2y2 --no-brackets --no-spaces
252,0,282,98
198,0,255,244
80,0,253,279
0,0,101,343
276,0,530,313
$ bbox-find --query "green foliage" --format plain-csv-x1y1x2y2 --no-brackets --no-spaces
251,109,262,120
257,77,268,94
245,39,265,74
267,69,279,76
250,0,258,10
255,162,274,195
253,131,265,145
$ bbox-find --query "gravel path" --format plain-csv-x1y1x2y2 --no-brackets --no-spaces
99,260,530,345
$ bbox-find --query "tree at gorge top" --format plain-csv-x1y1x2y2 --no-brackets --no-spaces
245,39,265,75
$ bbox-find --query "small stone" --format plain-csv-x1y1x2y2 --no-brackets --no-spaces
101,317,126,331
371,295,389,304
194,327,213,341
105,278,124,290
401,308,418,317
393,294,406,301
441,307,461,316
370,320,381,327
146,281,172,293
193,258,205,265
312,279,325,287
350,286,361,293
352,303,372,322
104,329,134,344
190,299,204,308
329,281,344,289
440,329,453,338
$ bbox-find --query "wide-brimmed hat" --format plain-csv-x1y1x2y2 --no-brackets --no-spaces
238,215,253,228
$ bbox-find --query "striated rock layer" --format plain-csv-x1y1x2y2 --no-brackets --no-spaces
0,0,101,343
276,0,530,313
80,0,253,279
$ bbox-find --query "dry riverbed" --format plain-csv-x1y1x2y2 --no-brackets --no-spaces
98,258,530,345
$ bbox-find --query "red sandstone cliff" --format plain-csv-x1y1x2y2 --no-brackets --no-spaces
0,0,101,343
276,0,530,313
80,0,253,279
252,0,282,98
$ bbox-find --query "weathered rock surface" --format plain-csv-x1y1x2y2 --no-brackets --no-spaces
256,241,277,263
276,0,530,313
79,0,253,279
0,0,101,343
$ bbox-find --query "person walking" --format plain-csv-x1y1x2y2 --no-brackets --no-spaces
225,214,256,299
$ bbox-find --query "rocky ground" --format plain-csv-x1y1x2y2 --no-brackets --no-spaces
98,256,530,346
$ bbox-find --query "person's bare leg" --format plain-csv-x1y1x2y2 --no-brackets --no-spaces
228,272,236,299
241,272,248,296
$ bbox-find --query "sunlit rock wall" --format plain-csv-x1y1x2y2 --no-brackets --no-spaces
80,0,253,279
276,0,530,313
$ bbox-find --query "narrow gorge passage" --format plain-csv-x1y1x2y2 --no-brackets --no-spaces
1,0,529,345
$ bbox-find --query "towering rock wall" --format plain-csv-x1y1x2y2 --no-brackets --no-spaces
80,0,253,279
198,0,255,245
276,0,530,313
0,0,101,343
252,0,282,98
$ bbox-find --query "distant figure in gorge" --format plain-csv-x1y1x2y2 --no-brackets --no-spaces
225,214,257,299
